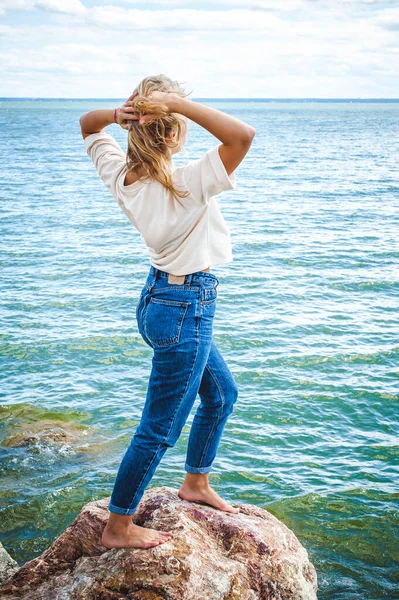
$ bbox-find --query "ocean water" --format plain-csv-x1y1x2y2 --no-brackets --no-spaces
0,98,398,599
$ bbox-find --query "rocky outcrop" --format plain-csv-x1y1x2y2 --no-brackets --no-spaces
0,542,19,586
0,486,318,600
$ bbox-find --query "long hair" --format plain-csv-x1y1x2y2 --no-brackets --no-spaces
126,74,193,207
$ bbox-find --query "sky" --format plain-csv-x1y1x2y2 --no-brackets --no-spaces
0,0,398,99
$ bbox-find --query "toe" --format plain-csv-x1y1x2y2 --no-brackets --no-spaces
223,504,239,513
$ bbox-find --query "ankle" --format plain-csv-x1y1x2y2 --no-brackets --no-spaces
183,475,210,490
106,513,133,532
105,523,128,534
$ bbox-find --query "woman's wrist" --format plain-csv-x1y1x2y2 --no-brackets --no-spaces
167,94,185,114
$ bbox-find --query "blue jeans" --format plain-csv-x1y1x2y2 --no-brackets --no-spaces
108,265,239,516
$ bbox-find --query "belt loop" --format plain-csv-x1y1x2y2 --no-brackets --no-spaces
185,273,193,285
148,267,159,292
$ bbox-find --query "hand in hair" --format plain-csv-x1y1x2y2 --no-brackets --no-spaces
115,91,141,130
126,91,182,126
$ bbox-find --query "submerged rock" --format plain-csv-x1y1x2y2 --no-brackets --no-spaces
0,402,93,453
2,426,83,448
0,486,318,600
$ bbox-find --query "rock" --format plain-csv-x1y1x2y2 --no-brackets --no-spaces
0,542,19,586
2,425,91,451
2,426,80,448
1,403,93,453
0,486,318,600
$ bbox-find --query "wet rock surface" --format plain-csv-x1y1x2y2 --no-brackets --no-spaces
0,486,318,600
0,403,94,454
2,425,85,448
0,542,19,586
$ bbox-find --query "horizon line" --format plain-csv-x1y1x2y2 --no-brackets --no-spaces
1,96,399,102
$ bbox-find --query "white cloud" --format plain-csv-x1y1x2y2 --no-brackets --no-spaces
0,1,398,97
0,0,85,14
374,7,399,30
36,0,85,13
54,6,284,31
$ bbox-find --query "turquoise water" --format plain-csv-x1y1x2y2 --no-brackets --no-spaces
0,98,398,599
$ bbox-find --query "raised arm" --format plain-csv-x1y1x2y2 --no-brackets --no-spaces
132,91,255,175
79,92,140,139
79,109,115,139
171,97,255,176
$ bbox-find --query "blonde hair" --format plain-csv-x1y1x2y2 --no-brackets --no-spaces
126,74,193,206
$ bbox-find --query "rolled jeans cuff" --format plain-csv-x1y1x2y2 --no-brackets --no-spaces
184,462,213,474
108,501,137,516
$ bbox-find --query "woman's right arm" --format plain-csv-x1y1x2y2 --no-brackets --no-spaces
171,96,256,176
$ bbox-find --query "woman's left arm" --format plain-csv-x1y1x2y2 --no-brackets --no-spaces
79,92,139,138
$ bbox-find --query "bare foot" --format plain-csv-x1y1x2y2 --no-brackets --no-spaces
102,521,174,549
178,482,240,514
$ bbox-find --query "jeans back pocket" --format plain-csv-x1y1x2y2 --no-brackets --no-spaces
143,297,190,347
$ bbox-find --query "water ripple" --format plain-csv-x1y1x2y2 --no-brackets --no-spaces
1,99,398,599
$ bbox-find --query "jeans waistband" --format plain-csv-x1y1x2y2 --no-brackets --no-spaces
148,265,219,287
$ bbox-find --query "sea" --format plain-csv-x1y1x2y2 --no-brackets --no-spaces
0,98,398,599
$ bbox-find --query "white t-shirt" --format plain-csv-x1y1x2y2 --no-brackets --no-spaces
84,131,237,275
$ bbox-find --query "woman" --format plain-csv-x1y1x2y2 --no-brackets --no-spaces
79,74,255,550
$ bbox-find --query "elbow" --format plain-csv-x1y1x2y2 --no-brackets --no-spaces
224,127,256,148
79,113,89,128
249,126,256,138
240,127,256,145
246,126,256,140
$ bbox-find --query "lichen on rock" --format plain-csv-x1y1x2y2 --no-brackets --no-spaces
0,486,318,600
